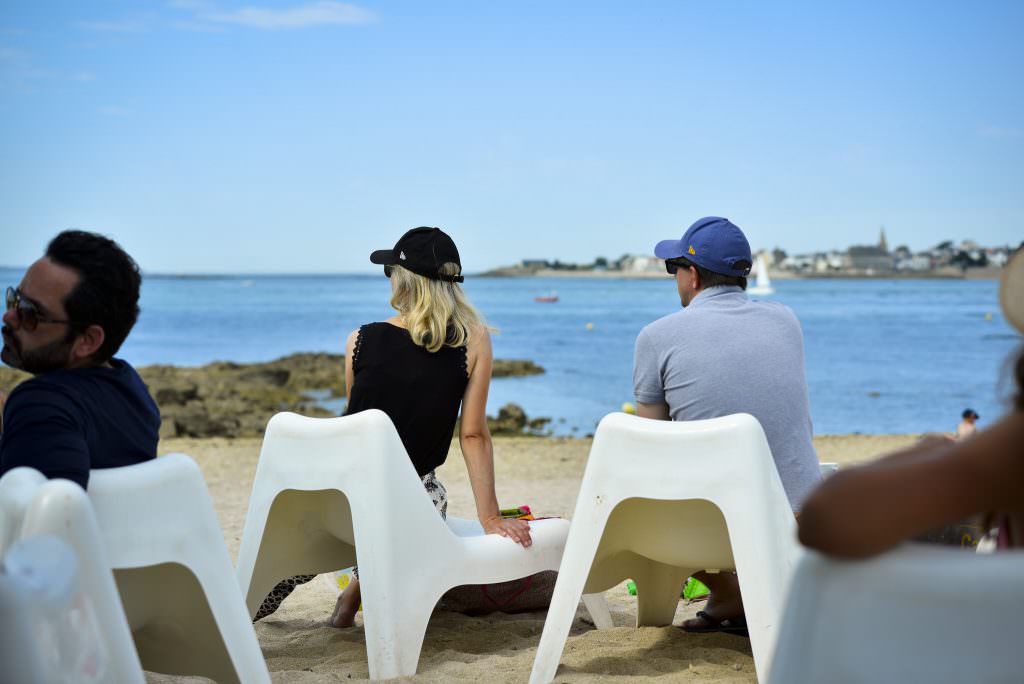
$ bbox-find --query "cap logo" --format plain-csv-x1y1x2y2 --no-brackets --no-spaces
399,251,406,260
688,245,696,255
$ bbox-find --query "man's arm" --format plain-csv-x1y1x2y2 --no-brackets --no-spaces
637,402,670,420
0,384,90,488
633,328,670,420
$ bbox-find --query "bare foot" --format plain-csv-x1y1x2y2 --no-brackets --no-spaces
681,573,744,630
330,579,360,628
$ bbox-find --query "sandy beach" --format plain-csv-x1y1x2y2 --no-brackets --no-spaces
145,432,919,684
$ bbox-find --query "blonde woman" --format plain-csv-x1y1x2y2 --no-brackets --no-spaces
329,226,532,627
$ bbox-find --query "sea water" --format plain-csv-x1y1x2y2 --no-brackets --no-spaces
2,267,1019,435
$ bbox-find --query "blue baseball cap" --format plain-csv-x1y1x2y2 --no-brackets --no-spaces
654,216,752,277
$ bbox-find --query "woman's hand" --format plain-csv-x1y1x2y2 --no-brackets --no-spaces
481,515,533,548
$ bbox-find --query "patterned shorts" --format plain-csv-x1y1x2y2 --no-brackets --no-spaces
253,471,448,622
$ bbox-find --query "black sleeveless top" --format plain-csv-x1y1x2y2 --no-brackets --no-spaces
344,322,469,476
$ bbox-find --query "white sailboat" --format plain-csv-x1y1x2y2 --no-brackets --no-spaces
748,253,775,296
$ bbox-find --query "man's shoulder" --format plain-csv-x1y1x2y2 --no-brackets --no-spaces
8,360,147,406
640,298,801,350
3,374,84,435
747,299,801,327
8,372,80,405
743,296,794,313
640,309,687,337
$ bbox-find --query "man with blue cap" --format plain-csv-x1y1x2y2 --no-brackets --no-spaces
633,216,820,635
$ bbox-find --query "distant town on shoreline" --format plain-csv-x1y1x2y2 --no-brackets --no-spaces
484,228,1023,280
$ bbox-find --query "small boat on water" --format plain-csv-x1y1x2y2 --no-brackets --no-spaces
534,292,559,303
748,254,775,296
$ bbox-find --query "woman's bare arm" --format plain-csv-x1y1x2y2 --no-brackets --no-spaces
799,412,1024,558
459,325,532,547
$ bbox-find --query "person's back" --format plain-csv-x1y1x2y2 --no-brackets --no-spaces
345,321,467,477
1,360,158,487
635,285,819,509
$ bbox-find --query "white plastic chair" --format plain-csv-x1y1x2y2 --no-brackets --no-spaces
529,412,802,683
0,470,144,684
768,545,1024,684
87,454,271,684
235,409,610,680
0,466,45,552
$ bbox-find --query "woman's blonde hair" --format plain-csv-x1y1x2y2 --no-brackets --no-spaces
389,263,487,352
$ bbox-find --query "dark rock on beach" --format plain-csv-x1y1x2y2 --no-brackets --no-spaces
0,352,547,440
491,359,544,377
489,403,527,433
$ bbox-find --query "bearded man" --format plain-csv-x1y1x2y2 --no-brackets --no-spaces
0,230,159,488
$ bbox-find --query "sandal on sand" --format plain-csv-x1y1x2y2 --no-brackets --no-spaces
680,610,749,638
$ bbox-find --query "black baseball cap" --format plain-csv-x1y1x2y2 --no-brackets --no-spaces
370,227,464,283
962,408,979,419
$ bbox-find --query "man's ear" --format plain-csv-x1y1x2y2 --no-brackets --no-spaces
689,265,701,291
71,324,106,365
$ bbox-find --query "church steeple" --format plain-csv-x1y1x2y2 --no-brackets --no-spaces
879,226,888,254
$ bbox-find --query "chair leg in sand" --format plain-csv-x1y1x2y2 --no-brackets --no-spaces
235,409,609,680
530,412,801,684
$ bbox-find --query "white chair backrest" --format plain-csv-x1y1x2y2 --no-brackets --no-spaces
583,412,796,555
0,466,47,553
87,453,227,569
769,545,1024,684
254,409,455,541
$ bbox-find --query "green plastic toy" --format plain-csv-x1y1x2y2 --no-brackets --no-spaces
626,577,709,599
683,576,710,599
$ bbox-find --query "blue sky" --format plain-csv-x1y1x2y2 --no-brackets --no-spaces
1,1,1022,273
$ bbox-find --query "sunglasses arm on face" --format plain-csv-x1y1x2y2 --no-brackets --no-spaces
5,287,84,331
665,259,692,275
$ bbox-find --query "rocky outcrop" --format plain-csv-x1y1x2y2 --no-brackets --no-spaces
0,352,547,439
482,403,551,434
138,357,339,439
492,359,544,377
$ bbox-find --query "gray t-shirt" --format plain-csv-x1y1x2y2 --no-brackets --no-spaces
633,285,820,510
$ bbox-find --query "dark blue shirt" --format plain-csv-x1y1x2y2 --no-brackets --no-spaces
0,359,160,489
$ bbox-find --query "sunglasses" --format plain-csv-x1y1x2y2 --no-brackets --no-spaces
384,265,393,278
665,259,692,275
5,286,83,332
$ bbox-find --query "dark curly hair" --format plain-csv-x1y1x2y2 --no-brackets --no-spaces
46,230,141,363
